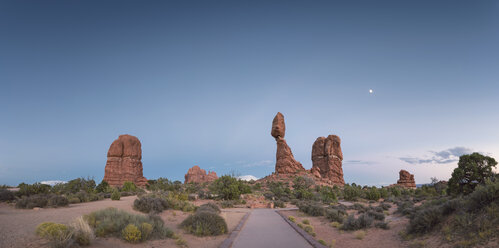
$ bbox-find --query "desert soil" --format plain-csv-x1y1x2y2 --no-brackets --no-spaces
0,196,248,248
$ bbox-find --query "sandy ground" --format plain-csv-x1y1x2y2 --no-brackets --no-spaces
0,197,248,248
280,203,411,248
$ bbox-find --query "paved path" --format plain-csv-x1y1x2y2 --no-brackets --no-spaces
231,209,312,248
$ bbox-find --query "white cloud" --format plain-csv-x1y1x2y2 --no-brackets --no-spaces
40,180,67,186
237,175,259,181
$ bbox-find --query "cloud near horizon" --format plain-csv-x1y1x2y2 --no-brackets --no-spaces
400,146,474,165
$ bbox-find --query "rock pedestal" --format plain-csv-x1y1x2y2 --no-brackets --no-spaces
311,135,345,185
184,165,218,184
396,170,416,188
103,134,148,187
271,112,305,174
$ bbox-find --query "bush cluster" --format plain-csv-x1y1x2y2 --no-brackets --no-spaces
180,203,228,236
0,189,15,202
209,175,252,200
341,214,374,231
36,217,95,248
16,194,69,209
84,207,173,242
297,201,325,216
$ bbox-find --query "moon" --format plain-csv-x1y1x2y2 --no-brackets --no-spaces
369,89,373,94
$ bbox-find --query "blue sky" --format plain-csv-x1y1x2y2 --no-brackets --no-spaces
1,0,498,186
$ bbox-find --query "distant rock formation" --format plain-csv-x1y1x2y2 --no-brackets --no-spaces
103,134,148,187
396,170,416,188
184,165,218,184
271,112,305,174
310,135,345,185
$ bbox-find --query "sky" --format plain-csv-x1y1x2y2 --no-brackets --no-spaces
1,0,498,186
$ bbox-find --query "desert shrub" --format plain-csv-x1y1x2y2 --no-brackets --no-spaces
302,219,310,225
95,181,112,193
133,196,168,214
355,230,366,240
48,195,69,207
379,202,391,210
293,176,315,190
0,189,15,202
330,221,341,228
18,182,51,196
121,181,137,192
288,216,296,223
180,211,228,236
71,216,94,246
69,197,80,204
267,181,292,199
84,207,172,241
465,178,499,211
365,187,381,201
407,206,443,234
273,200,285,208
441,198,463,215
319,239,327,246
341,214,373,230
350,203,368,212
396,200,415,216
448,153,497,195
316,186,337,204
220,200,236,208
111,189,120,200
294,188,314,200
375,221,390,229
210,175,251,200
367,210,385,221
297,202,324,216
122,224,141,243
325,209,345,223
140,223,153,241
36,222,73,248
343,184,363,201
197,203,221,213
16,194,48,209
303,225,314,235
389,187,402,197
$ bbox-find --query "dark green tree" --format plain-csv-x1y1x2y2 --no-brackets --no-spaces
448,153,497,195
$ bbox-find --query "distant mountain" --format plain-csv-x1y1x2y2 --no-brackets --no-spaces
237,175,259,181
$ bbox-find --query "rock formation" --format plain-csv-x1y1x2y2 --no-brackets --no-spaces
396,170,416,188
184,165,218,184
310,135,345,185
271,112,305,174
103,134,148,187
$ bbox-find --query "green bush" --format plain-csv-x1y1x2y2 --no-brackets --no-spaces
0,189,15,202
197,203,221,213
17,182,51,196
133,196,169,213
48,195,69,207
111,190,120,200
465,178,499,211
408,206,443,234
16,194,48,209
297,202,324,216
84,207,172,241
70,216,95,246
325,209,345,223
343,184,363,201
121,181,137,192
274,200,285,208
293,176,315,190
64,178,96,194
209,175,251,200
95,181,112,193
367,210,385,221
288,216,296,223
365,187,381,201
375,221,389,229
140,223,153,241
122,224,141,243
36,222,73,248
180,211,228,236
341,214,373,231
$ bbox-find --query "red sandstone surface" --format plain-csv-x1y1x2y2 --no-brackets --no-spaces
184,165,218,184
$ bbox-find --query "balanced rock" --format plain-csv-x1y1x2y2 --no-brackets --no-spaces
103,134,148,187
272,112,305,174
397,170,416,188
311,135,345,185
184,165,218,184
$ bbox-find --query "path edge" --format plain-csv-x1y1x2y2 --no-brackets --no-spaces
277,210,328,248
219,211,251,248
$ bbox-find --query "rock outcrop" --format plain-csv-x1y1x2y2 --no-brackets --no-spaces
271,112,305,174
396,170,416,188
310,135,345,185
103,134,148,187
184,165,218,184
